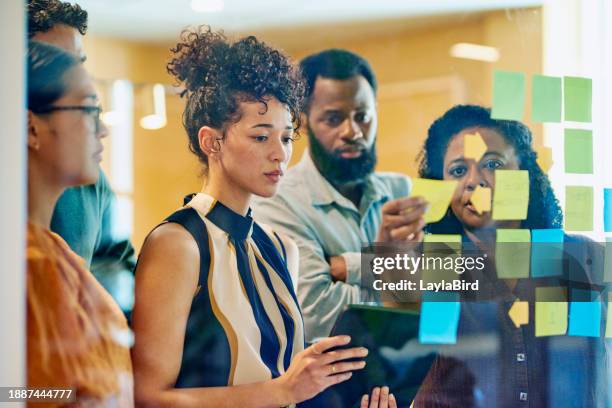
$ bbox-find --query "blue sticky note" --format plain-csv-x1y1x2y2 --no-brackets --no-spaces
531,229,564,278
419,292,460,344
605,189,612,232
568,289,601,337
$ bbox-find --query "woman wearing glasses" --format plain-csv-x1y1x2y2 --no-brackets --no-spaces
131,27,394,408
26,41,133,406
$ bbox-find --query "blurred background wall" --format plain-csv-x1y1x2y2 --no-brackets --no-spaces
82,8,543,251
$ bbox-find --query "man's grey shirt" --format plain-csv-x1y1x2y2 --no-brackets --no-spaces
251,152,411,342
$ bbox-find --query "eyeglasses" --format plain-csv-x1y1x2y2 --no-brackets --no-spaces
33,105,103,133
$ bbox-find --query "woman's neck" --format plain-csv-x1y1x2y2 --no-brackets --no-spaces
203,173,251,216
27,163,65,229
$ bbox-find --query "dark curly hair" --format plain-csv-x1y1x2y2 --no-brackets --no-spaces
299,49,377,112
167,26,305,169
418,104,563,233
28,0,88,38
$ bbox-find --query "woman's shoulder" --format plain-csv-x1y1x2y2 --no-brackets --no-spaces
142,221,199,261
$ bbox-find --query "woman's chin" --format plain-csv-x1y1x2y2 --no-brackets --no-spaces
251,186,278,199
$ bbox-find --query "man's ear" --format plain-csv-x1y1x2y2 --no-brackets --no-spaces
299,111,308,128
27,111,41,151
198,126,222,158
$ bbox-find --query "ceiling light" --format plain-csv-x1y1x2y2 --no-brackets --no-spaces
140,84,167,130
191,0,224,13
450,43,500,62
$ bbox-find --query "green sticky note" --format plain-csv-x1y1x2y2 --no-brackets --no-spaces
532,75,562,123
423,235,462,284
495,229,531,279
492,170,529,220
535,287,568,337
491,70,525,120
564,129,593,174
565,186,594,231
564,76,592,122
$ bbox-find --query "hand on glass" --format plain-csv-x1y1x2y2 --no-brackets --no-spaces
361,386,397,408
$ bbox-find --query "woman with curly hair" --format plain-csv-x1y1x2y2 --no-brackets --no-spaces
419,104,563,236
412,105,607,407
131,27,386,407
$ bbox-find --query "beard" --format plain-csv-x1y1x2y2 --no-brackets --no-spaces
307,126,377,185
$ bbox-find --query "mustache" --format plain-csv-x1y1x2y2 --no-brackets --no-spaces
335,140,368,152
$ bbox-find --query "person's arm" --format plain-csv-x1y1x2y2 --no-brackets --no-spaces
132,223,367,408
90,171,136,289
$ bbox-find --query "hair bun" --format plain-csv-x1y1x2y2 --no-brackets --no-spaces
167,26,230,92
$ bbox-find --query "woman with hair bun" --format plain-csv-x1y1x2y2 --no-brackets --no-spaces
131,27,391,407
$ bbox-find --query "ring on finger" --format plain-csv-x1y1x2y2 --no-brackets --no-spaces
331,364,336,374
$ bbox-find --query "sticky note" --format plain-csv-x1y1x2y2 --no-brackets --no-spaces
471,185,491,214
423,235,462,284
565,186,593,231
536,146,553,173
419,293,460,344
531,229,564,278
532,75,562,123
568,289,601,337
508,300,529,328
604,189,612,232
410,179,458,224
464,132,487,162
496,229,531,279
535,287,568,337
423,234,462,244
564,76,592,123
564,129,593,174
492,170,529,220
491,70,526,120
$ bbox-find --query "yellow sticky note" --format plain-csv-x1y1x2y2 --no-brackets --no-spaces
470,185,491,214
423,234,462,244
464,132,487,162
508,300,529,328
535,287,568,337
410,179,458,224
492,170,529,220
423,235,462,285
536,146,553,173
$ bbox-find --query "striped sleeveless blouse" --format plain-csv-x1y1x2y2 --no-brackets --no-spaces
164,193,305,387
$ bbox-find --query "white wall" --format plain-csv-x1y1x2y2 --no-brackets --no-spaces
0,1,26,406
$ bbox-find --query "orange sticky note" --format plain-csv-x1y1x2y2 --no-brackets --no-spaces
470,185,491,214
509,300,529,328
464,132,487,162
536,146,553,173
